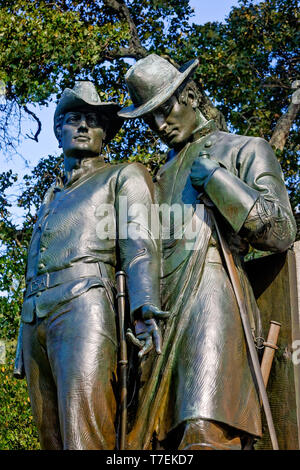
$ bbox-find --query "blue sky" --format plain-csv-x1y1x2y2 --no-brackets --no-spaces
189,0,243,23
3,0,258,221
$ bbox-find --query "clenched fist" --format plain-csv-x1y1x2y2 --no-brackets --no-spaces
190,157,220,190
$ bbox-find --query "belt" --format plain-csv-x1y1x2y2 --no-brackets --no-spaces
26,263,104,297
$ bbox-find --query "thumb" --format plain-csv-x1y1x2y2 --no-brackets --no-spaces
141,304,170,320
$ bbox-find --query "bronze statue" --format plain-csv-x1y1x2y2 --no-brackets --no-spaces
118,54,297,450
17,81,167,450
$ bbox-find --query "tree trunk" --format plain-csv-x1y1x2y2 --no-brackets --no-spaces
270,100,300,151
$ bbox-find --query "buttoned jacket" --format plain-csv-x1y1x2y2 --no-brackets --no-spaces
156,127,296,255
21,158,160,323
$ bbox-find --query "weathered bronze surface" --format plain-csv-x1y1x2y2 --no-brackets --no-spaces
119,54,297,450
15,57,298,450
17,81,167,450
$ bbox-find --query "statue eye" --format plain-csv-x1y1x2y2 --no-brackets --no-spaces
66,114,81,124
87,116,98,126
159,99,173,115
143,114,153,125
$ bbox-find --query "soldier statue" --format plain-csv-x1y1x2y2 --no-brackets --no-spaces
17,81,167,450
118,54,297,450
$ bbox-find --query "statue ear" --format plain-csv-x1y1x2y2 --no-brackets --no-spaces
188,88,197,109
57,132,63,148
101,129,107,149
56,114,64,148
101,120,108,148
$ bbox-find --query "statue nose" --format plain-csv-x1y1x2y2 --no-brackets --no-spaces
78,116,88,131
154,113,167,132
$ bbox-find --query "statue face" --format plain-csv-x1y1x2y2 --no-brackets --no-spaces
61,109,106,158
142,94,197,151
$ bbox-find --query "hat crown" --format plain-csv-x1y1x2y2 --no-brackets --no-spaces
68,81,101,105
126,54,181,108
54,81,123,143
119,54,198,118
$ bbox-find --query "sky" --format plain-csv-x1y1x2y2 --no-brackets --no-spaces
3,0,259,224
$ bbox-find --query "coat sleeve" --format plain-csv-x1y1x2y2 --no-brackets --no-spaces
115,162,161,319
204,137,296,252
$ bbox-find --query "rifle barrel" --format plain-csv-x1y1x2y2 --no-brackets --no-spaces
116,270,128,450
213,214,279,450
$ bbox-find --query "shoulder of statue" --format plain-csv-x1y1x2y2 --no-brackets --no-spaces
217,131,266,147
118,161,151,180
42,184,58,205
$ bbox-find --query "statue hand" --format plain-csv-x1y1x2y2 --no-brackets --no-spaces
139,304,170,321
190,157,219,190
137,318,162,358
127,305,170,358
126,319,162,358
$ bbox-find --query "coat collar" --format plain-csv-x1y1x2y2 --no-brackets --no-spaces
64,156,107,188
156,124,219,181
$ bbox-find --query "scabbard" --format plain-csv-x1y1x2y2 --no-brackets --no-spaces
261,321,281,388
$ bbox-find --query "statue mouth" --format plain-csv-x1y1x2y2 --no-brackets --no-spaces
74,135,91,142
163,129,178,140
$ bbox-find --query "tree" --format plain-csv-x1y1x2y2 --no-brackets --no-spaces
187,0,299,207
0,0,299,449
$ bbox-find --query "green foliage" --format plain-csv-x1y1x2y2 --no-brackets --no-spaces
0,348,39,449
0,1,130,104
189,0,299,133
0,156,62,449
185,0,299,204
0,0,192,103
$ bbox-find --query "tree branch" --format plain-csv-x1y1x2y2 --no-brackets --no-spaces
270,86,300,151
102,1,227,131
102,46,146,61
23,105,42,142
102,0,147,59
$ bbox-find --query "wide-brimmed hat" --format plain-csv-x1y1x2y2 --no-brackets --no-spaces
54,81,123,143
118,54,199,119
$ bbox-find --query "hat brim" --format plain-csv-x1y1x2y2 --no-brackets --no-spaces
118,58,199,119
54,90,123,143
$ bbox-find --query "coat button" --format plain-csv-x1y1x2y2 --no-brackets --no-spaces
205,140,212,148
36,292,41,297
199,151,210,158
40,247,46,252
38,263,45,269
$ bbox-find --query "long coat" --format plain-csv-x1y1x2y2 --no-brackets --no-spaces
127,126,296,449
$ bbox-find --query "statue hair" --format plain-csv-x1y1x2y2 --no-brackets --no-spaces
175,78,203,109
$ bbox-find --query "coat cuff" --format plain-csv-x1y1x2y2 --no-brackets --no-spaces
204,168,259,233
